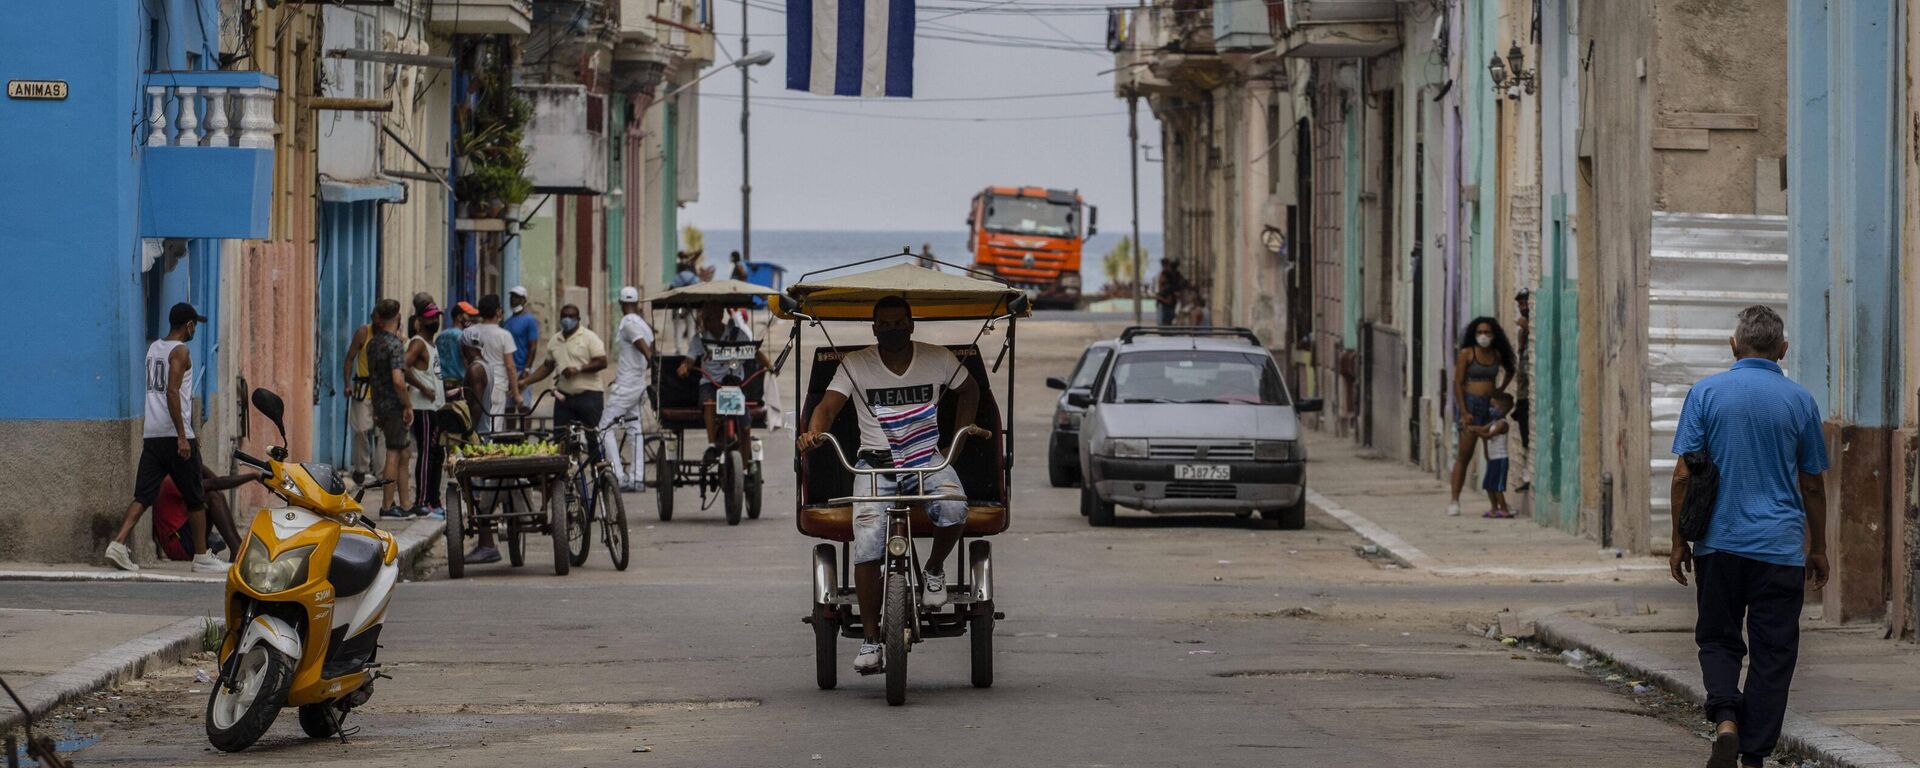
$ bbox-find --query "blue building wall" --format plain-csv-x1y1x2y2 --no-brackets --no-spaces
0,0,223,420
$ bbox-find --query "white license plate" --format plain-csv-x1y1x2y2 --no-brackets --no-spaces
715,386,747,416
1174,464,1231,481
710,344,756,361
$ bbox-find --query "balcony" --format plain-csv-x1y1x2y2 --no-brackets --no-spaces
1272,0,1398,58
1110,3,1231,96
519,84,608,194
139,71,278,240
429,0,533,35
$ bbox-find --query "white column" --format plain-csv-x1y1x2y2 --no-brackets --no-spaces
202,87,230,147
174,86,200,146
146,86,169,146
236,87,274,148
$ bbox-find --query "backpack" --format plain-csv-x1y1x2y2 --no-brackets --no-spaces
1678,450,1720,543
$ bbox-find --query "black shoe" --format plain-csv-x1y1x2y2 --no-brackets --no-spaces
1706,731,1739,768
378,506,412,519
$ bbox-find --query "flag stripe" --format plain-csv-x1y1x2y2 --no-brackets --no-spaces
862,0,890,97
833,0,865,96
811,0,839,95
786,0,812,91
884,0,914,97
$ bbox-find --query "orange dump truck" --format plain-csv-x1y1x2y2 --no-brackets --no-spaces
966,186,1095,309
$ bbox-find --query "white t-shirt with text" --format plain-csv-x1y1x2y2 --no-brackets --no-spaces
827,342,965,466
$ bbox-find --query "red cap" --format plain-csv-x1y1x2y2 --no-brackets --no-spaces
455,301,479,316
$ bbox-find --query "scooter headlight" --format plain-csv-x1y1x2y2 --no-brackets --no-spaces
238,538,315,594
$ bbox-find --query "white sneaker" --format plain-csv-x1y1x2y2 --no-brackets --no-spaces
853,641,883,674
922,571,949,609
1446,501,1461,517
191,553,228,574
103,541,138,572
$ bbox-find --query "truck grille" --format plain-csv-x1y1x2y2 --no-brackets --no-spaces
1166,481,1237,499
1149,442,1255,461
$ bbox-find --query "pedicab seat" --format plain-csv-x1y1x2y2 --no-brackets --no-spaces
655,353,769,430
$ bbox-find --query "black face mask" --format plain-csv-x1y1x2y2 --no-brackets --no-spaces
423,322,441,336
876,329,912,351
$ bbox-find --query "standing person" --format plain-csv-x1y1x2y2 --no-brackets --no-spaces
437,301,478,393
466,294,522,428
406,304,447,518
104,303,224,573
600,287,655,492
1446,317,1515,516
671,255,700,352
1670,305,1830,768
917,242,936,269
729,250,751,282
503,286,541,409
363,299,415,518
408,291,434,338
1154,259,1185,326
519,304,608,434
342,312,379,482
1469,393,1514,519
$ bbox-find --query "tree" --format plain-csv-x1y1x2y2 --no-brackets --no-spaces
681,224,705,255
1103,237,1146,296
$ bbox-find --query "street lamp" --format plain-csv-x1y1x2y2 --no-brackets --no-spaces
656,49,774,102
1488,42,1534,99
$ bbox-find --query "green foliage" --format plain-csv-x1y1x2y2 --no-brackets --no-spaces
1103,237,1146,291
456,40,533,213
682,224,705,254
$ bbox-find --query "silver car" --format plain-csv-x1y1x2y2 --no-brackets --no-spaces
1075,327,1322,529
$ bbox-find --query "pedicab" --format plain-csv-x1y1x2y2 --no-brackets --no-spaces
645,279,779,524
778,253,1028,705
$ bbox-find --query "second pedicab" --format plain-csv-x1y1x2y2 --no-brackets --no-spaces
645,279,779,525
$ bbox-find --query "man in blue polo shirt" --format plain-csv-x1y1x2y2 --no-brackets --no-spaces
1670,304,1830,768
503,286,540,409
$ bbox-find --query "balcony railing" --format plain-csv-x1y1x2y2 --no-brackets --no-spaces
143,71,279,148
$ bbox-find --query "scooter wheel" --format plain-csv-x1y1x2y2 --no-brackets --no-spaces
298,704,341,739
205,646,293,752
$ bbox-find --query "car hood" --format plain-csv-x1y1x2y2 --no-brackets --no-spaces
1093,403,1299,441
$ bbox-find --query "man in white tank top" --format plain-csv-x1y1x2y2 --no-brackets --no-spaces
104,303,225,573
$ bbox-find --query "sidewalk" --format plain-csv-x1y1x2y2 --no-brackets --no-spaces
1303,432,1667,578
0,517,445,584
0,609,207,732
1302,430,1920,767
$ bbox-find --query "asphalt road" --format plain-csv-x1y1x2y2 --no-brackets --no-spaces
1,317,1710,766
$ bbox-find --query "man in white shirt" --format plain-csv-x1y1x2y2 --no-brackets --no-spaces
464,294,521,432
600,287,656,492
796,296,989,675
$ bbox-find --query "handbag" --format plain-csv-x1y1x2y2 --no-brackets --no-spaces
1678,450,1719,543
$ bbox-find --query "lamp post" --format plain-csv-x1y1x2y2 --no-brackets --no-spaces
1488,42,1534,98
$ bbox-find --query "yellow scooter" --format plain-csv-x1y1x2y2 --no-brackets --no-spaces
205,388,401,752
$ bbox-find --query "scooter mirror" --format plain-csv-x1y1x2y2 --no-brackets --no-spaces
250,388,288,442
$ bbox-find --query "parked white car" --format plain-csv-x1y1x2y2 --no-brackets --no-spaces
1075,327,1321,529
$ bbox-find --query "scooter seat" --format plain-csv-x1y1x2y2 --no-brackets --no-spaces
329,533,385,597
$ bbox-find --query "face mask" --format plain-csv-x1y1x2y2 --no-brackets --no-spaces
423,322,441,336
876,329,912,351
1476,334,1493,348
560,317,580,332
511,303,525,314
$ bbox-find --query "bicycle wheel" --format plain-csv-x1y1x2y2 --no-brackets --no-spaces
722,450,744,526
883,572,910,706
598,467,630,571
564,473,592,567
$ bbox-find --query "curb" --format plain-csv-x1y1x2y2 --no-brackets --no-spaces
1535,615,1920,768
1304,489,1435,570
0,519,445,585
0,616,210,734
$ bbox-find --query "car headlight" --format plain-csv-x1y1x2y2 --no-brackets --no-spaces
1055,411,1083,431
1108,438,1150,459
238,538,314,594
1255,440,1300,461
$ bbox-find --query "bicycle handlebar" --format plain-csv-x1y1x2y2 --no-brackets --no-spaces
808,430,982,480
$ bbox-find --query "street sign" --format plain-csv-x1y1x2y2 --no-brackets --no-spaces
7,80,68,100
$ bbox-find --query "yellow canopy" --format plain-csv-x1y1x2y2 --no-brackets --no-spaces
776,263,1032,321
645,279,779,308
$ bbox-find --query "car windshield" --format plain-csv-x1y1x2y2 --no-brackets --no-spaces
983,195,1077,237
1068,347,1111,389
1104,349,1288,406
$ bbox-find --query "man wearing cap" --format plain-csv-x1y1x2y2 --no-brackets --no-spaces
436,300,479,396
520,303,608,434
503,286,541,410
467,294,521,428
104,303,225,573
601,287,656,492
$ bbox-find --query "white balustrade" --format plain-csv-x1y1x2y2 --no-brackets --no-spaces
143,76,278,149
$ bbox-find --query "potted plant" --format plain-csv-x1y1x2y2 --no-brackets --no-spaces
456,39,533,219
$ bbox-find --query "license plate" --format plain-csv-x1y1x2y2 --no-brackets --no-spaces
1174,464,1231,481
715,386,746,416
710,344,756,361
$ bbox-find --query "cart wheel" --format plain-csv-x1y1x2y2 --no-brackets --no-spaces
813,604,838,690
656,460,676,521
722,450,745,526
745,461,763,520
507,514,526,568
549,485,571,576
1082,484,1115,527
883,572,910,706
969,607,995,689
565,476,592,568
598,467,631,571
443,487,465,580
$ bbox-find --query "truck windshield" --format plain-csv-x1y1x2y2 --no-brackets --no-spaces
1104,350,1289,406
984,196,1077,237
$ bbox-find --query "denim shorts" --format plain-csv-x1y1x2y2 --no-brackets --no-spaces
852,458,968,565
1462,394,1493,425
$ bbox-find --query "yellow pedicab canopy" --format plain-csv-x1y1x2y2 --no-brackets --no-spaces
645,278,780,308
775,263,1032,322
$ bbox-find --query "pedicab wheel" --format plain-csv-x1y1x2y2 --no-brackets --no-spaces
548,485,571,576
813,604,838,690
443,488,466,580
969,608,995,689
564,476,592,568
883,573,910,706
1082,484,1115,527
204,645,293,753
598,467,630,571
722,450,745,526
745,462,763,520
507,515,526,567
297,703,340,739
656,460,676,521
1264,497,1307,530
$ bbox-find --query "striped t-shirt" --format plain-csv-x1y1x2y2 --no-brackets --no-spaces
1671,357,1829,567
827,342,964,468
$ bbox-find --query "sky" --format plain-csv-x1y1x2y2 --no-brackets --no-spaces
678,0,1165,233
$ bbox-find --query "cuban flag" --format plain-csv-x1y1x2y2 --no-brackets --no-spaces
786,0,915,98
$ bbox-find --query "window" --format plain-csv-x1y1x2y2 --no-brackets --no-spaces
1104,350,1289,406
1068,347,1113,390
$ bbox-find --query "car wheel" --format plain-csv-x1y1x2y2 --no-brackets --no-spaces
1047,449,1074,488
1082,484,1115,527
1265,497,1307,530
